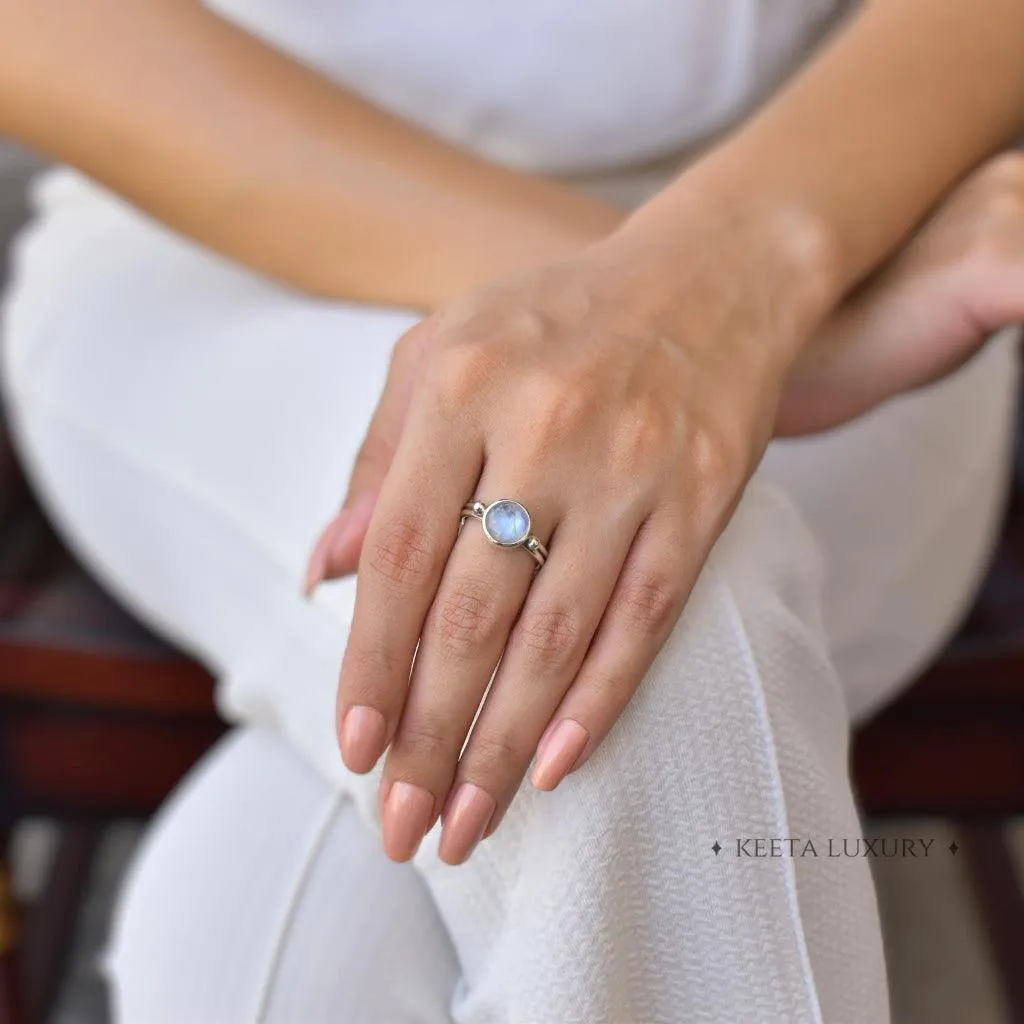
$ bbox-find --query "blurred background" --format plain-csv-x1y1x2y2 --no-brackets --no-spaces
0,138,1023,1023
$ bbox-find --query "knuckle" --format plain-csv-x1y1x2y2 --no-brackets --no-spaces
535,371,584,420
427,346,490,413
690,420,749,486
610,406,669,469
504,307,548,346
367,518,439,588
340,643,406,703
978,151,1024,194
516,606,584,673
520,374,587,449
961,154,1024,261
464,731,525,780
616,571,682,637
579,667,629,705
394,715,453,763
977,183,1024,235
431,578,505,655
344,638,407,688
394,319,435,364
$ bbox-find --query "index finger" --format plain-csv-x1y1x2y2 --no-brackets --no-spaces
336,394,482,774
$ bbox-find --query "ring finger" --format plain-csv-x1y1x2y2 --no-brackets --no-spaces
378,467,558,861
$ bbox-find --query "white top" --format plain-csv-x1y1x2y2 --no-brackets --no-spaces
205,0,856,176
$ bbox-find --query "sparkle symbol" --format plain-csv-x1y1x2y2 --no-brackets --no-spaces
712,841,722,855
949,841,959,855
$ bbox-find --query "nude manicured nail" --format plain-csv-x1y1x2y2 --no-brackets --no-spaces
303,504,360,596
328,518,359,562
439,784,495,864
323,493,376,577
331,493,376,556
382,782,435,862
340,705,387,773
302,528,333,596
531,719,590,791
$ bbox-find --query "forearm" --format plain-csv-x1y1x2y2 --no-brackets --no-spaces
618,0,1024,346
0,0,618,307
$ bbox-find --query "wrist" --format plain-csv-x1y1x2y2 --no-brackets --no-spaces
440,197,624,306
596,180,843,365
316,191,623,312
468,185,626,293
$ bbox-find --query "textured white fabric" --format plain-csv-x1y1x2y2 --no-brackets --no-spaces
101,727,462,1023
0,0,1019,1017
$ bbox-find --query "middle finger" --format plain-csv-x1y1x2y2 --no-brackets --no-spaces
439,502,643,863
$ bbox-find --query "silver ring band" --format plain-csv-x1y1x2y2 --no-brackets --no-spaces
460,499,548,568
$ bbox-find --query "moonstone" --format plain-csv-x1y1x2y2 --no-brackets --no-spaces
483,500,530,546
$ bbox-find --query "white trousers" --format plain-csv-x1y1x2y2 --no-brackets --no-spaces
2,171,1020,1023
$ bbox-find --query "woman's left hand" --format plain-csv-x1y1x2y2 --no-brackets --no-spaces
308,217,825,865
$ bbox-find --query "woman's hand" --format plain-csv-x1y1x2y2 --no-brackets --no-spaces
309,207,825,866
778,151,1024,434
308,151,1024,589
305,149,1024,867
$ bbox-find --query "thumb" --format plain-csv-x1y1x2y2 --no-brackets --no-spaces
303,319,434,594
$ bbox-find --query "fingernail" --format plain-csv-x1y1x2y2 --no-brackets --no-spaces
340,705,387,773
531,719,590,791
382,781,435,862
331,492,378,556
327,509,360,560
439,784,495,864
302,526,334,597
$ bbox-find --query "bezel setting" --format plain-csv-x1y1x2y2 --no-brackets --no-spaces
481,499,532,547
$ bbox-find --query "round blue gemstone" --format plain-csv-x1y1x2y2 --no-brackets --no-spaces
483,500,530,546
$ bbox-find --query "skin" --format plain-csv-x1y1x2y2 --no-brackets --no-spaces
311,152,1024,570
2,0,1022,865
314,0,1024,866
317,152,1024,865
0,0,620,307
778,153,1024,434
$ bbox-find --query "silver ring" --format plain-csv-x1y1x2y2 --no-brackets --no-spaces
460,498,548,568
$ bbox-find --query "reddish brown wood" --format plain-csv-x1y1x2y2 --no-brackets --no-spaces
853,654,1024,814
854,718,1024,813
0,707,224,816
0,644,222,1020
881,652,1024,702
0,642,216,714
0,635,222,1022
